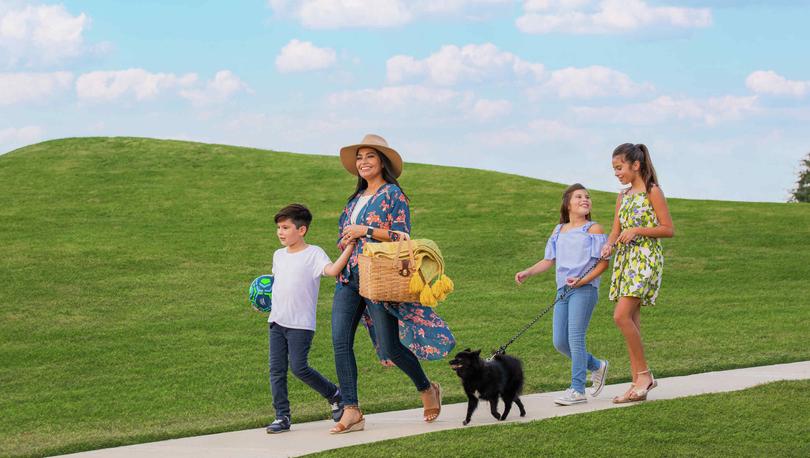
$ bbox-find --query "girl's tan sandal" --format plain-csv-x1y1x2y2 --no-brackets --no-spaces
612,384,636,404
329,406,365,434
423,382,442,423
627,370,657,402
615,370,658,403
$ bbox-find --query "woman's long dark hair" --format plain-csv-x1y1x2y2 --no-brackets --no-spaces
559,183,591,224
612,143,659,192
347,149,409,202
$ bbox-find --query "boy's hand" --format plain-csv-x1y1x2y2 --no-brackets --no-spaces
515,270,530,285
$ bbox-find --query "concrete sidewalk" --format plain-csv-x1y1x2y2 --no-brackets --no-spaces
60,361,810,458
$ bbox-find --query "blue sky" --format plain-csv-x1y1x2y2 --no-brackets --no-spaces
2,1,809,202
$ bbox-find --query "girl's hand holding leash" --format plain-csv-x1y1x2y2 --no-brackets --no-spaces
565,276,581,288
600,243,613,258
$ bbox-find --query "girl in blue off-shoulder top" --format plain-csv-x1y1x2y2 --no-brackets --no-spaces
515,184,610,406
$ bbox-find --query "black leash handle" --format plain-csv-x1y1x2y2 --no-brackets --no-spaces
488,242,619,361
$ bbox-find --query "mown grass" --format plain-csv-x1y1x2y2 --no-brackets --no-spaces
1,137,809,457
309,380,810,458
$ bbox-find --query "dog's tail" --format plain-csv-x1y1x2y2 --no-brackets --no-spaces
494,354,525,395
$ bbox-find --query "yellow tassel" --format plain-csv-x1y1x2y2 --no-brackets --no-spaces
420,285,437,307
431,280,444,298
409,272,424,294
439,274,454,293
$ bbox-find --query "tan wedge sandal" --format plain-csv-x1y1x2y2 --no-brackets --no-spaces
422,382,442,423
614,370,657,404
329,406,365,434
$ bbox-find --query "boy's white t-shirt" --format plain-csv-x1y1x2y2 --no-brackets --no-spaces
268,244,332,331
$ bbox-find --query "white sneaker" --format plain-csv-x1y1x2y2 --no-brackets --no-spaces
589,360,609,397
554,388,587,406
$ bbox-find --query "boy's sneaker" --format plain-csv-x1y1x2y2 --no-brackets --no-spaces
589,360,609,397
554,388,587,406
328,389,343,423
266,416,291,434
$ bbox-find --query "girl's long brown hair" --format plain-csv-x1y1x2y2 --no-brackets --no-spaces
560,183,592,224
612,143,659,192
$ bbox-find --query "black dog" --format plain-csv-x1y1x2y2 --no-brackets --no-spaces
449,348,526,425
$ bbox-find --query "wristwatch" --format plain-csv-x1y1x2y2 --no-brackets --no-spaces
365,226,374,239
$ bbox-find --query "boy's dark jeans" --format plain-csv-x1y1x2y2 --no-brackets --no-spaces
269,323,338,419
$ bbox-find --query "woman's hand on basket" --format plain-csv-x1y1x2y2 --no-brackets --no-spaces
342,224,368,241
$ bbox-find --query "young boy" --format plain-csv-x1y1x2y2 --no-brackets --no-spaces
266,203,354,434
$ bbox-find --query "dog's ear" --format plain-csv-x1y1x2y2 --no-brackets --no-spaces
463,347,471,352
473,349,481,356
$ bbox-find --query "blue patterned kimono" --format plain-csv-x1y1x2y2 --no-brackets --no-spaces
338,183,456,362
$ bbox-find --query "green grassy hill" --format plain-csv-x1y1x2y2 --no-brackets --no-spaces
2,137,809,457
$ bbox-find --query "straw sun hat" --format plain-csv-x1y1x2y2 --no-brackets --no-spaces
339,134,403,178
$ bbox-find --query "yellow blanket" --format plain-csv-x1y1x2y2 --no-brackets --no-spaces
362,238,454,306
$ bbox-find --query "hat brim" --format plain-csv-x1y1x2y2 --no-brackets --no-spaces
339,143,403,178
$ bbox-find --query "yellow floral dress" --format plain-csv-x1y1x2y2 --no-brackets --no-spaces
609,190,664,306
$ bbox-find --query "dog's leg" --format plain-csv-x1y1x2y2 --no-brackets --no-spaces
500,394,514,421
463,391,479,426
489,398,502,420
515,397,526,417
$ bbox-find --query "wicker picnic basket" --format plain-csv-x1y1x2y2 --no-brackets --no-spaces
358,233,420,303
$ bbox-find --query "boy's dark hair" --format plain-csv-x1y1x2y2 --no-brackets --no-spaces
274,203,313,234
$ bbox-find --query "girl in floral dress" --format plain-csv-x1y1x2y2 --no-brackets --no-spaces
601,143,675,404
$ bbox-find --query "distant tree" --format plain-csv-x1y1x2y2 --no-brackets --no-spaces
791,152,810,203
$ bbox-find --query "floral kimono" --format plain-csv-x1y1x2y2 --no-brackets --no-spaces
338,183,456,362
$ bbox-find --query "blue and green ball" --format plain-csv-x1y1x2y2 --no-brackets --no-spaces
249,275,273,313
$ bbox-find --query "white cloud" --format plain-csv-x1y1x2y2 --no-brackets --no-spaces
469,117,580,146
0,3,92,66
535,65,653,98
746,70,809,98
275,39,337,73
527,118,579,139
0,71,73,104
0,125,44,153
179,70,249,105
516,0,712,34
573,94,759,126
268,0,510,28
75,69,248,105
328,84,461,110
387,43,544,86
470,98,512,121
76,69,197,101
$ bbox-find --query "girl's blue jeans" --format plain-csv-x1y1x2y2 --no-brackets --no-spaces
552,284,602,393
331,268,430,406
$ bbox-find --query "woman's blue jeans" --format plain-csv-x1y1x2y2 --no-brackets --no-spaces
331,269,430,406
552,285,602,393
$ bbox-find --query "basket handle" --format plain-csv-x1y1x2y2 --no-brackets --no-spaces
391,231,416,276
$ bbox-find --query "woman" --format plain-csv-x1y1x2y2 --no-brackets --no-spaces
330,134,455,434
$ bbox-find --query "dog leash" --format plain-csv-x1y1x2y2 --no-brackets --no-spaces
487,241,622,361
